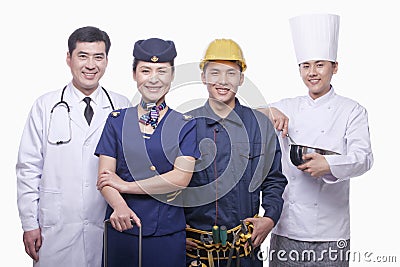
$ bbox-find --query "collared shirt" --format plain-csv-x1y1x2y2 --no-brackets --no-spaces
70,84,100,123
184,98,287,230
270,87,373,241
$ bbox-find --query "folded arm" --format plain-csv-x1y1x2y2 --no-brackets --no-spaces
97,155,195,195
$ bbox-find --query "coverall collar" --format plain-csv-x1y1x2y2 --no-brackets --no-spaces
204,98,244,127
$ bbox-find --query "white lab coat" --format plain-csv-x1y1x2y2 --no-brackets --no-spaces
16,83,131,267
270,88,373,241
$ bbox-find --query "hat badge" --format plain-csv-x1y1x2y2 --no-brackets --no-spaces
151,56,159,62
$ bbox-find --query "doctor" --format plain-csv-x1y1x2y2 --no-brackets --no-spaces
16,26,131,267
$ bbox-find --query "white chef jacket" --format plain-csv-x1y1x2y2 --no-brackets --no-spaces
16,83,131,267
270,87,373,241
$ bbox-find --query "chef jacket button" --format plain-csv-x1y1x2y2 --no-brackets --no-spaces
321,130,325,133
314,203,318,206
84,220,89,225
150,165,156,171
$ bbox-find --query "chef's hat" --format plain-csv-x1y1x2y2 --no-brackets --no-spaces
289,13,340,64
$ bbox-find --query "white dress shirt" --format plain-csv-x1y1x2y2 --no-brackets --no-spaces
270,87,373,241
72,85,100,124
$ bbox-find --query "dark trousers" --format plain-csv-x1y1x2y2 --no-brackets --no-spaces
103,225,186,267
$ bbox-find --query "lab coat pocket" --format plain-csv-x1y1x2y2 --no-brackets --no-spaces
39,189,61,227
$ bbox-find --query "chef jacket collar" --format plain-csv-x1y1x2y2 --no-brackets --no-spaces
306,85,336,106
204,98,244,127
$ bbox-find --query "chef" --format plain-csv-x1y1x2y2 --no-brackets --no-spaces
265,13,374,267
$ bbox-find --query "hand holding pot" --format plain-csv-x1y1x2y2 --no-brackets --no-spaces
297,153,332,177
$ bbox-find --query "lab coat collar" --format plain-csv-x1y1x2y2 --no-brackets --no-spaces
68,83,104,107
76,87,100,106
64,83,113,134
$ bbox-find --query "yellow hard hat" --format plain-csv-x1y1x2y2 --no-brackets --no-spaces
199,39,247,71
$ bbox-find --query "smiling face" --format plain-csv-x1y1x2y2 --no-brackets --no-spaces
133,61,174,104
202,60,244,109
66,41,108,95
299,60,338,99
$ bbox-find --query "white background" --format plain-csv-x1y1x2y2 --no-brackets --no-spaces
2,0,399,266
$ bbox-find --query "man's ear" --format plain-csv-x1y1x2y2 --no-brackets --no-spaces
239,72,244,86
66,52,71,67
333,61,339,74
201,71,207,85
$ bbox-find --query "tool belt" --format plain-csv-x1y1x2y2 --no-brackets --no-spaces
186,222,254,261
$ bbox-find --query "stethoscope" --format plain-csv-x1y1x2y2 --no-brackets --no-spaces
47,85,115,145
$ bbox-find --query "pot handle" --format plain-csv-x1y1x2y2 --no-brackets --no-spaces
285,132,297,145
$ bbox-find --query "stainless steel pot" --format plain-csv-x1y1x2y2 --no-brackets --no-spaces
286,134,340,166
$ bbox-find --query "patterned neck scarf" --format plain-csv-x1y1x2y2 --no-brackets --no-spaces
139,99,167,129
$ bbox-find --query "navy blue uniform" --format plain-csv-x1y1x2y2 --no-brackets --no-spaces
184,99,287,267
96,106,199,267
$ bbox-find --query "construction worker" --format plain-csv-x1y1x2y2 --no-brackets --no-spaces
184,39,288,267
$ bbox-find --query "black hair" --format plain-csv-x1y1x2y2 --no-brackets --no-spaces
68,26,111,56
